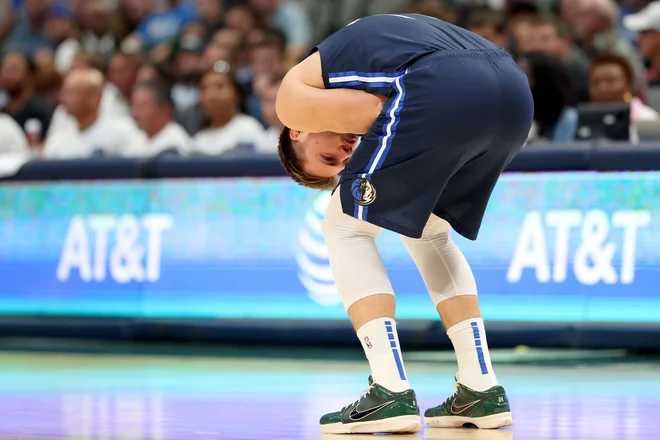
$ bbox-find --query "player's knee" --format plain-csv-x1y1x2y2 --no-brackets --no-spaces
418,215,452,240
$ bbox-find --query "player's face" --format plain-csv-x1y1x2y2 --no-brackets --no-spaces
290,130,358,178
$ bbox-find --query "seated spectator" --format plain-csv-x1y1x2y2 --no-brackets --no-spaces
246,32,286,121
3,0,52,56
44,3,81,75
518,52,579,142
249,0,311,62
225,3,262,38
48,51,135,136
33,59,62,106
0,51,54,143
192,66,265,155
106,51,139,113
0,111,31,177
589,52,660,142
464,9,508,48
258,75,282,153
170,34,204,111
196,0,225,33
560,0,645,85
624,1,660,86
78,0,121,59
589,53,659,120
130,0,197,50
131,81,192,156
525,16,591,102
43,68,146,159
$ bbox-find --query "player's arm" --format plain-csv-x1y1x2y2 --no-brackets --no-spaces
276,52,384,134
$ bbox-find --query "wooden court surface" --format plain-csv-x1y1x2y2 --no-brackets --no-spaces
0,348,657,439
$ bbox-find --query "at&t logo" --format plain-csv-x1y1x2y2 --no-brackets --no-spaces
296,192,341,306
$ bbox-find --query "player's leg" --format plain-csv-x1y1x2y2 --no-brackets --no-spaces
317,190,421,434
400,216,512,429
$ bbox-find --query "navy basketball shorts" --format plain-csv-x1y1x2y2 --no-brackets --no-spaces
337,49,534,240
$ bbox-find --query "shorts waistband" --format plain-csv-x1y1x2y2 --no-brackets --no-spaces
413,48,511,66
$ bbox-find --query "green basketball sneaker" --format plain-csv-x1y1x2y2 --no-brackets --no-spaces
424,381,513,429
320,376,421,434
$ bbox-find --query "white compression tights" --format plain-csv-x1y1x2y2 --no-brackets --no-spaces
322,190,477,310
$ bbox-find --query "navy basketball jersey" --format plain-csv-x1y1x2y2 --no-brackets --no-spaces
313,14,499,95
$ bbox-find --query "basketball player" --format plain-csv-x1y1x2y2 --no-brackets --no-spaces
276,14,533,434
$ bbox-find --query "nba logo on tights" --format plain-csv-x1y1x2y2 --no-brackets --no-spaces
364,336,372,349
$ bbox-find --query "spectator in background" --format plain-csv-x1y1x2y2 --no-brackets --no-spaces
196,0,225,33
0,51,54,143
131,81,192,156
33,60,62,105
246,33,286,121
258,75,281,153
136,61,173,84
401,0,456,23
624,1,660,85
464,9,507,48
44,68,146,159
518,52,579,142
119,0,155,36
127,0,197,50
48,51,135,136
560,0,645,85
106,51,139,113
3,0,51,55
0,111,31,177
192,67,265,155
249,0,311,61
45,3,81,75
589,53,659,121
525,16,591,102
170,34,204,111
225,3,262,37
78,0,121,59
201,35,239,71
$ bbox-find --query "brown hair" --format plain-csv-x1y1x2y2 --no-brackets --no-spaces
465,10,506,34
277,127,337,190
589,52,634,85
527,15,572,39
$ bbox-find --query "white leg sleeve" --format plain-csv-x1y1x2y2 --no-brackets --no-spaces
321,190,394,311
400,215,477,305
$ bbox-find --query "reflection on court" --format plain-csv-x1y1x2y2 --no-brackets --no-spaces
0,351,657,439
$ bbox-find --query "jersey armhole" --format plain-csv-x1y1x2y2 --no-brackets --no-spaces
306,46,330,90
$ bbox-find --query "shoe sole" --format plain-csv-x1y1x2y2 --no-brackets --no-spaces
321,415,422,434
425,412,513,429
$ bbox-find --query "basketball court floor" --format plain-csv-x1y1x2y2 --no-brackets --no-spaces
1,343,657,440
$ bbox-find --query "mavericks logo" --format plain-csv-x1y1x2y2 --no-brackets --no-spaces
296,192,341,306
352,177,377,206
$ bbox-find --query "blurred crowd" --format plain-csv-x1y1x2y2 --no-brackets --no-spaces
1,0,660,173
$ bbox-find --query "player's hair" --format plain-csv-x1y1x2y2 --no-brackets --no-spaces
589,52,634,86
278,127,337,191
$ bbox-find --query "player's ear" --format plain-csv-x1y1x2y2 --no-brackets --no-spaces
289,129,303,141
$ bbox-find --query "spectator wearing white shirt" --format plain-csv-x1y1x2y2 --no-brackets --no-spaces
43,68,147,159
47,52,135,137
192,67,266,156
0,112,31,177
131,81,192,156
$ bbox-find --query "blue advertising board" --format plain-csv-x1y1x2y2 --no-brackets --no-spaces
0,172,658,323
